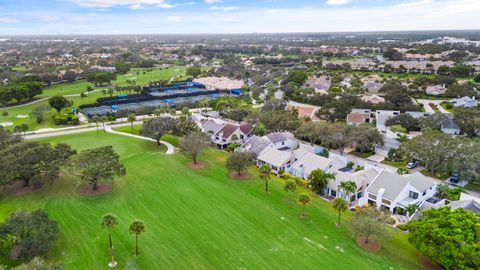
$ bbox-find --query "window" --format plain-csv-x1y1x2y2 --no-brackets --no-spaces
331,190,337,197
409,191,419,199
422,191,426,196
369,194,377,200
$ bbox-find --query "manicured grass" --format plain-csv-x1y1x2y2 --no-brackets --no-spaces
381,159,407,169
0,67,188,131
39,80,94,97
440,102,454,113
349,150,374,159
420,169,449,180
465,183,480,193
39,67,188,98
113,124,180,147
111,66,189,87
0,132,421,269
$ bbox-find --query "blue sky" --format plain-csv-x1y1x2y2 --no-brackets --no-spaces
0,0,479,35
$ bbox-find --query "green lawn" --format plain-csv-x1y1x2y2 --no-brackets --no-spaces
0,67,188,131
420,169,450,180
39,67,188,98
381,160,407,169
349,150,375,159
465,182,480,193
113,124,180,147
0,132,421,269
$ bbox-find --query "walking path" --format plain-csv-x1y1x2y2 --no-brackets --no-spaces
0,97,49,110
25,122,175,155
105,126,174,154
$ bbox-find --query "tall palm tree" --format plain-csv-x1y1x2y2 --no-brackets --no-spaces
129,220,145,257
332,198,348,226
127,113,136,133
101,214,119,250
258,165,272,192
338,181,357,202
297,193,311,218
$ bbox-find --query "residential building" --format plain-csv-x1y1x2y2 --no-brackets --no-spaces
288,152,333,179
360,94,385,104
236,135,271,156
450,96,478,108
257,147,293,173
425,85,447,96
200,119,253,149
346,112,371,126
326,167,383,203
360,171,437,213
441,116,461,135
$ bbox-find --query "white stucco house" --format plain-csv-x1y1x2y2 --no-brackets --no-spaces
359,171,437,213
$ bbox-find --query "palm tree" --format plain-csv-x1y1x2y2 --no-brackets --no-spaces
258,165,272,192
297,193,311,218
338,181,357,202
284,180,296,201
129,220,145,257
308,170,335,195
100,115,108,132
90,116,100,132
332,198,348,226
127,113,136,133
101,214,119,250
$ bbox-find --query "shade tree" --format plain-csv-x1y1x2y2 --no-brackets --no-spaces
225,151,256,176
74,146,126,190
0,209,58,261
179,131,211,165
140,117,178,145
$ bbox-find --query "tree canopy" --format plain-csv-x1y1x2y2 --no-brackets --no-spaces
74,146,126,190
405,207,480,270
0,209,58,261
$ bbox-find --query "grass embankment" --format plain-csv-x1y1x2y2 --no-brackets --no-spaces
0,132,421,269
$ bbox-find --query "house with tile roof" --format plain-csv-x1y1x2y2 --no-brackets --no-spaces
200,119,253,149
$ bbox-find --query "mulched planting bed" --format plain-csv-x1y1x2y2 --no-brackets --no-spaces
356,237,381,252
186,161,207,170
79,183,111,196
228,171,252,180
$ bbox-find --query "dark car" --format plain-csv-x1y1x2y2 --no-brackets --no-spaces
449,173,460,184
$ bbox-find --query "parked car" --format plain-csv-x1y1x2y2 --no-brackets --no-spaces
406,161,417,169
449,173,460,184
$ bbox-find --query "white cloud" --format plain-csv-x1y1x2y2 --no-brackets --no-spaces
0,17,19,23
204,0,222,4
325,0,352,6
3,0,480,34
157,3,175,8
67,0,169,8
209,6,239,11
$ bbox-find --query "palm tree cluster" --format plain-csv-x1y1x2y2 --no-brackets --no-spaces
101,214,146,262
